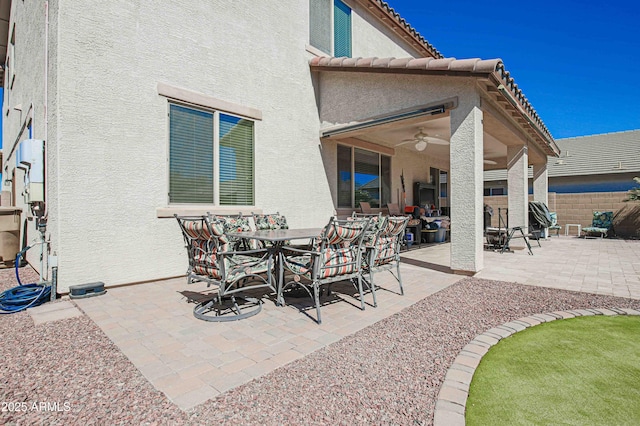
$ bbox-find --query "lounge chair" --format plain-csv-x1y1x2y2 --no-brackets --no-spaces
581,211,613,238
548,212,561,237
386,203,402,216
359,202,373,214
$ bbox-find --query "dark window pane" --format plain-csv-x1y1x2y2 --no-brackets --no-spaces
337,145,352,208
355,148,380,208
380,155,391,207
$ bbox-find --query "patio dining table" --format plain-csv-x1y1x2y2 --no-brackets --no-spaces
225,228,323,305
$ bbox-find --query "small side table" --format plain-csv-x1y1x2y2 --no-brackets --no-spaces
565,224,581,236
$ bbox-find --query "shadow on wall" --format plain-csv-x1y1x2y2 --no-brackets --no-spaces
613,204,640,239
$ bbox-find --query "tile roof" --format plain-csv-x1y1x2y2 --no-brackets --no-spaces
484,129,640,180
310,56,557,156
310,56,501,73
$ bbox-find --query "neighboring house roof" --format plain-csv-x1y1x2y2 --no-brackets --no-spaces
310,56,558,157
484,129,640,180
359,176,380,190
357,0,443,59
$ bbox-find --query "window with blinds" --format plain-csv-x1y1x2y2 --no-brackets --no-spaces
168,104,254,205
309,0,331,54
309,0,351,57
169,104,214,204
333,0,351,58
219,114,254,206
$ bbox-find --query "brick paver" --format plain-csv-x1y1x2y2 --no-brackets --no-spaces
73,237,640,413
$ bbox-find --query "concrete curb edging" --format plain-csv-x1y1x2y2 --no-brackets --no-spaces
433,307,640,426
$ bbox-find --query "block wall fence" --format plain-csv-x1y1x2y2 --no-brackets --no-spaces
484,192,640,238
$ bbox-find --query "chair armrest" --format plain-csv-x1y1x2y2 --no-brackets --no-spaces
219,247,271,257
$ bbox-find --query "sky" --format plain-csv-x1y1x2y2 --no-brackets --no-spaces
385,0,640,139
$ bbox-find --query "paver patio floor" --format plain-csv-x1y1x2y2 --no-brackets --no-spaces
74,235,640,410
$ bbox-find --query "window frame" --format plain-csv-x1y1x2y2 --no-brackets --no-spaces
309,0,352,57
167,101,255,207
337,144,391,209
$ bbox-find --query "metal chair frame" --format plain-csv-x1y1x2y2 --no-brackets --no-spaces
280,216,371,324
175,214,274,322
362,215,409,307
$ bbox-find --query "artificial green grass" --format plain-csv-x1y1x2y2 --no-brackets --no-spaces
466,316,640,426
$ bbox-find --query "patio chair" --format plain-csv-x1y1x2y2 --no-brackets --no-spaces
279,216,371,324
359,201,373,214
386,203,402,215
581,211,613,238
252,212,289,230
174,215,274,321
252,212,289,248
548,212,561,237
362,215,409,307
209,212,255,250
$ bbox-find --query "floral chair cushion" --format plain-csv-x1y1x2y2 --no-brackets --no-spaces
253,213,290,248
591,211,613,229
582,211,613,236
212,214,256,250
253,213,289,230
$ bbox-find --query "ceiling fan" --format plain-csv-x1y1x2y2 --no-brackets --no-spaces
395,127,450,151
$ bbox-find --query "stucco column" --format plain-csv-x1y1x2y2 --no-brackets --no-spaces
532,162,548,207
532,162,549,238
507,145,529,230
449,98,483,273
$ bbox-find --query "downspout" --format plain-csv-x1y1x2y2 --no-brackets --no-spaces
43,0,49,219
44,0,55,299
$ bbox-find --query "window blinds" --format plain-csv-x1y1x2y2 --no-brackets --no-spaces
309,0,332,54
334,0,352,57
169,104,214,203
219,114,254,206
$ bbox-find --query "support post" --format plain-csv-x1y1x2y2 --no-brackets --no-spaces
507,145,529,231
450,98,483,273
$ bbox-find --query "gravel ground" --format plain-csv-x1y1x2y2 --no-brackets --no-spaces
2,265,640,425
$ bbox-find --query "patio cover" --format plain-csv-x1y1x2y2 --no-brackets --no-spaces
311,55,559,274
310,56,559,159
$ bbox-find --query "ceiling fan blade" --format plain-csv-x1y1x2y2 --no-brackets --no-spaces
425,137,450,145
396,139,417,146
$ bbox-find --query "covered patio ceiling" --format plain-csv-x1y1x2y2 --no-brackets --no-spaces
311,56,560,171
322,111,511,170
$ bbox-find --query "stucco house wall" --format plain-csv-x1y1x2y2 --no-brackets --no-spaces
1,0,56,268
3,1,425,292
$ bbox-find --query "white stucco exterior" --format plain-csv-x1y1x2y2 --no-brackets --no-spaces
449,97,484,273
2,0,433,292
507,145,529,229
